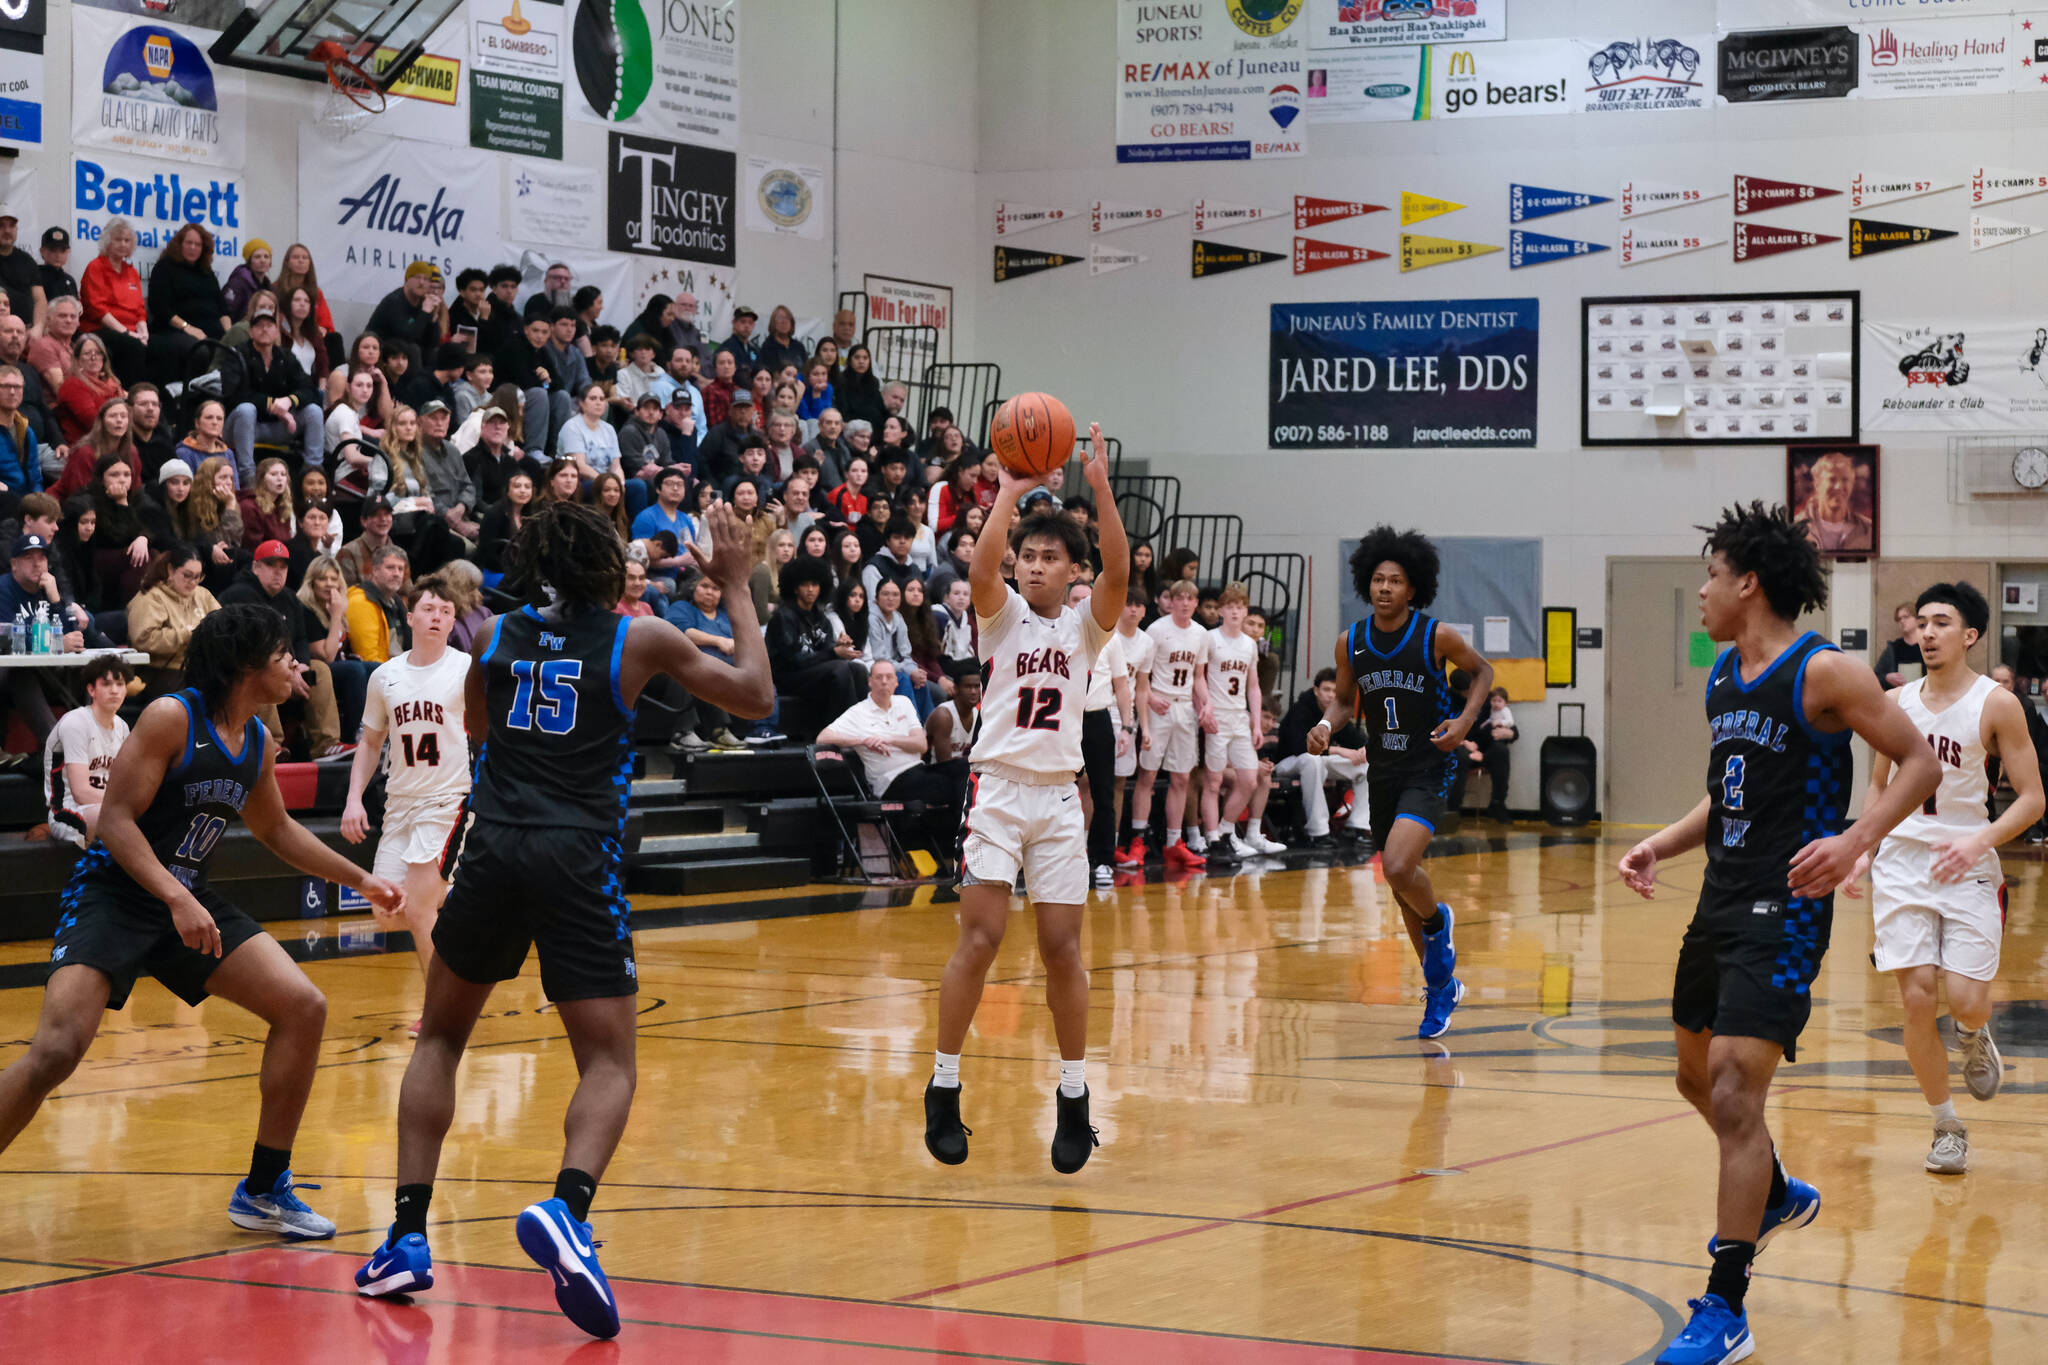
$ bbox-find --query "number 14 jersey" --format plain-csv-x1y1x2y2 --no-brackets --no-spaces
364,647,473,809
973,586,1111,774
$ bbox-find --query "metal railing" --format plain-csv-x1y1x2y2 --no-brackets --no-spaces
1224,552,1310,705
1160,514,1244,589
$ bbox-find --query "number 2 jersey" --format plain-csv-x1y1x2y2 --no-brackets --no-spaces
973,586,1111,774
472,606,636,831
363,647,472,810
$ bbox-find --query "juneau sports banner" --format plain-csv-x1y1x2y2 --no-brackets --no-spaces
1510,185,1609,222
993,246,1081,282
1115,0,1306,163
1848,172,1958,212
1193,198,1287,232
1293,237,1388,274
1269,297,1537,449
1733,176,1839,216
1191,239,1285,278
995,202,1069,235
1618,180,1725,219
1848,218,1955,259
569,0,739,149
1400,192,1462,225
1863,316,2048,431
1970,214,2044,252
1091,200,1182,233
1509,230,1607,268
1618,227,1725,266
1970,165,2048,208
1296,195,1384,228
1400,233,1500,272
1734,223,1840,261
71,9,244,168
1090,243,1145,275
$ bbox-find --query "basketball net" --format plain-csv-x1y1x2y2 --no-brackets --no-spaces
313,39,387,139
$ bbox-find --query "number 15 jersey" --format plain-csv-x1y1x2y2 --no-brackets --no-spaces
363,647,473,809
473,606,636,831
973,586,1111,775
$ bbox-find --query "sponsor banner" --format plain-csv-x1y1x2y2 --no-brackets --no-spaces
1617,227,1724,266
1091,200,1183,233
1721,0,2012,27
475,0,565,81
746,158,824,240
1849,218,1956,259
1400,191,1462,225
1509,184,1610,222
0,40,44,145
1296,195,1384,228
1304,0,1508,51
863,274,953,360
1970,214,2044,252
995,202,1069,235
472,72,564,159
1718,26,1858,104
1115,0,1306,163
1733,175,1840,216
1849,172,1957,212
297,126,499,308
1269,297,1537,449
1429,39,1574,120
1400,233,1500,271
569,0,740,149
71,0,236,29
994,246,1081,282
506,159,601,249
1863,317,2048,431
0,0,44,36
1970,165,2048,208
632,258,734,344
0,162,35,214
1090,242,1146,275
1733,222,1840,261
1854,16,2011,98
471,0,564,157
1618,179,1725,219
361,8,468,148
72,10,244,167
1293,237,1389,273
1191,239,1285,278
606,132,735,266
72,151,245,272
1191,198,1287,231
1576,34,1712,113
1508,229,1607,268
1304,45,1425,122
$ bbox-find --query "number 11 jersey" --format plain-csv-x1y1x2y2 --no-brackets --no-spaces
363,647,474,810
973,586,1111,775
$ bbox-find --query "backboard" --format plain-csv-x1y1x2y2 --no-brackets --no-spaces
208,0,461,89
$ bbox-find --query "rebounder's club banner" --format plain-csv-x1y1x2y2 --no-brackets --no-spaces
1863,316,2048,431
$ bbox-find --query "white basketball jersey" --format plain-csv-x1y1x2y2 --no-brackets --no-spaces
1207,629,1258,715
1889,673,1995,845
363,647,473,806
973,587,1111,773
1145,617,1209,702
1117,626,1154,690
1085,631,1125,711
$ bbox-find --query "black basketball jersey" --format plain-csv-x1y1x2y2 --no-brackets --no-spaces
80,689,264,894
472,606,636,832
1349,612,1454,775
1703,632,1853,898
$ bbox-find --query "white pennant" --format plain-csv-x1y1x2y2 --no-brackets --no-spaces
1091,200,1184,235
1618,228,1726,267
1190,198,1287,233
1848,173,1959,212
1617,179,1727,220
994,202,1071,236
1970,214,2044,252
1090,243,1146,275
1968,166,2048,208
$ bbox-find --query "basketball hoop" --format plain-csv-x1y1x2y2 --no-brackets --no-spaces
312,39,386,138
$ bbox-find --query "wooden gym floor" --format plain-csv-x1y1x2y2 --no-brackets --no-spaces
0,828,2044,1363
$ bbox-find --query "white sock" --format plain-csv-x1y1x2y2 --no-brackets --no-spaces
1166,827,1181,846
1131,820,1148,832
932,1052,960,1089
1058,1058,1086,1098
1931,1098,1957,1123
1202,827,1218,841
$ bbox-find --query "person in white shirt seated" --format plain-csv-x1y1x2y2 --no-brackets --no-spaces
815,659,968,860
44,654,133,846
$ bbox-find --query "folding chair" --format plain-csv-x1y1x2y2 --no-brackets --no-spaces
808,745,922,883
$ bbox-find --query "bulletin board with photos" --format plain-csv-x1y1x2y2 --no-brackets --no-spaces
1581,291,1860,447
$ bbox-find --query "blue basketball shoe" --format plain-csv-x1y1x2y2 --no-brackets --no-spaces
1418,977,1464,1039
1421,902,1457,989
516,1198,621,1339
1655,1294,1753,1364
227,1170,336,1240
355,1229,435,1296
1708,1176,1820,1257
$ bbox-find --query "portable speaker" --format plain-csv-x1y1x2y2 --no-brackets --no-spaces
1541,703,1597,826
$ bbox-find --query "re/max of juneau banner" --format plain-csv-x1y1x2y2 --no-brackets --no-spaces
1269,298,1537,449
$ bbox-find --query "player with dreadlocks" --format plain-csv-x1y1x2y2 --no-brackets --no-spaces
1620,502,1937,1365
0,603,404,1238
1309,524,1494,1038
356,500,774,1338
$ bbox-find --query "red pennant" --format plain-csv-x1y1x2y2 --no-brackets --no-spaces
1294,196,1387,230
1733,222,1841,262
1292,237,1391,274
1733,176,1841,216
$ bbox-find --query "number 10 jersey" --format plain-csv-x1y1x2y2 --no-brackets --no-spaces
972,587,1111,775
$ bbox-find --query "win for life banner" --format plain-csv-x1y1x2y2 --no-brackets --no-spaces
71,9,243,168
297,125,502,309
569,0,739,150
1862,317,2048,431
1115,0,1306,162
1269,298,1538,449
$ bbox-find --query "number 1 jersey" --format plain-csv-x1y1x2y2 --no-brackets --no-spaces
973,586,1111,774
363,647,473,809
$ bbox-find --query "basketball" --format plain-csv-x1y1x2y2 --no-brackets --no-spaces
989,392,1076,477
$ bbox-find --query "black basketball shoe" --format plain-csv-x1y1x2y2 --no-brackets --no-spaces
1050,1087,1100,1174
924,1081,970,1165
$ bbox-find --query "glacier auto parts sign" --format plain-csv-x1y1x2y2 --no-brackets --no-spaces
71,9,242,166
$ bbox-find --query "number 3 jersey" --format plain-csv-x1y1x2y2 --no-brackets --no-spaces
362,647,472,809
473,606,636,831
973,586,1111,774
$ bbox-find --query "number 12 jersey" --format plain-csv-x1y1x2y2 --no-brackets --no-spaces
973,587,1111,774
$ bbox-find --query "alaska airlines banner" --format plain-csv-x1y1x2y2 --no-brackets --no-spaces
298,125,502,308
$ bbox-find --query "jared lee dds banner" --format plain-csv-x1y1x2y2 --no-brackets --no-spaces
1269,298,1538,449
1863,317,2048,431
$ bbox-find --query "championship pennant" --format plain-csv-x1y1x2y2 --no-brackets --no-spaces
1617,179,1726,219
1293,238,1390,275
994,202,1069,235
1508,230,1609,268
1399,233,1500,272
1090,201,1183,235
1848,218,1957,259
1732,176,1840,216
1969,166,2048,208
1400,192,1464,226
1191,199,1287,232
993,246,1081,282
1089,243,1146,275
1509,184,1611,223
1732,223,1840,262
1191,240,1285,278
1969,214,2045,252
1618,228,1725,267
1848,173,1959,212
1296,196,1386,229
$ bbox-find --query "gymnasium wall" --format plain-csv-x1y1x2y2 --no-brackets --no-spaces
971,0,2048,813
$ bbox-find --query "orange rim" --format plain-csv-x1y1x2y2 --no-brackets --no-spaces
312,39,385,113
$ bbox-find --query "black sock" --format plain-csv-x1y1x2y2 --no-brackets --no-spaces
392,1184,433,1241
554,1168,598,1223
1768,1145,1789,1209
247,1143,290,1196
1707,1239,1755,1311
1420,907,1446,935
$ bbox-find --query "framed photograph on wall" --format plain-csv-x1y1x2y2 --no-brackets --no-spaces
1789,443,1879,558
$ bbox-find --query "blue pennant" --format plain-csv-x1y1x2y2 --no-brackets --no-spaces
1509,230,1610,268
1509,184,1613,223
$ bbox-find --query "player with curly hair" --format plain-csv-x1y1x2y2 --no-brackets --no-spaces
1309,524,1494,1038
1618,502,1938,1365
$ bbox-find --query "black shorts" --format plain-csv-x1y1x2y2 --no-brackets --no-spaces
49,869,265,1010
435,818,637,1002
1672,886,1834,1062
1367,767,1451,849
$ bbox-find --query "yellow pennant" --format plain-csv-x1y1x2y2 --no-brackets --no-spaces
1400,233,1501,272
1400,192,1464,226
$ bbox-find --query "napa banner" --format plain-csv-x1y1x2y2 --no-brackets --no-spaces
70,8,243,167
568,0,739,149
1270,298,1538,448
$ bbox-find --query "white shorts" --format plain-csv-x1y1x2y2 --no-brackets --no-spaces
1204,712,1256,772
1871,837,2003,982
1140,700,1199,773
961,770,1087,905
373,798,465,882
1115,727,1137,778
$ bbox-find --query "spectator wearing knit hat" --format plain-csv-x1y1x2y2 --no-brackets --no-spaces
367,261,445,366
222,240,274,323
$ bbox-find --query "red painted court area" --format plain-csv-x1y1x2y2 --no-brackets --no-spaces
0,1248,1503,1364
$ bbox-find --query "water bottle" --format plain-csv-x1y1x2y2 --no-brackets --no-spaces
32,603,50,655
9,605,25,656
